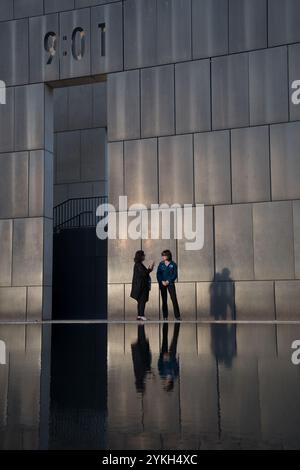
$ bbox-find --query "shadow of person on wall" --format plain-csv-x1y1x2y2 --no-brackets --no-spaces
158,323,181,393
210,268,236,368
131,325,152,394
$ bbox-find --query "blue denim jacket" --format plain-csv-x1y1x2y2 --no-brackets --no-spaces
157,261,178,284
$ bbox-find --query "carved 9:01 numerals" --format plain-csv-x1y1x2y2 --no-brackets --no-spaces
44,27,86,64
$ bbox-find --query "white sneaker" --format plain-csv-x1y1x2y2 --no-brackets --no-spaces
137,316,148,321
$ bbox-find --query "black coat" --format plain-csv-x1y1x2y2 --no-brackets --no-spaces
130,262,151,302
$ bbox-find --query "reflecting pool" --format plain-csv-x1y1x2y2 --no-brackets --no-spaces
0,322,300,450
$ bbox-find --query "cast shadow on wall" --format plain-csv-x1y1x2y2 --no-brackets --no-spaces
210,268,237,368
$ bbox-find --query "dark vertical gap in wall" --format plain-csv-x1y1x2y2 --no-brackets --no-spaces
122,140,125,196
155,0,158,66
247,52,250,129
250,203,255,293
139,69,142,139
192,133,195,206
291,200,296,280
273,281,277,322
79,129,82,182
229,129,233,204
227,0,230,55
212,206,216,282
190,0,193,60
251,203,256,302
266,0,269,48
194,279,198,322
42,215,45,320
123,283,126,322
268,124,272,201
233,281,236,321
25,287,29,322
173,64,176,136
287,45,291,121
10,218,14,291
210,58,213,132
275,322,279,357
27,151,30,219
44,86,48,316
122,0,125,70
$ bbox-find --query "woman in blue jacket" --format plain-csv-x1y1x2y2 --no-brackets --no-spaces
157,250,181,321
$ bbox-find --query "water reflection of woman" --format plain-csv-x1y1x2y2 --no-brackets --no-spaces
158,323,180,392
131,325,152,394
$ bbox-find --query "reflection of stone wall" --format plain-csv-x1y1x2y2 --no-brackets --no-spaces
0,325,51,450
49,325,107,450
108,323,300,450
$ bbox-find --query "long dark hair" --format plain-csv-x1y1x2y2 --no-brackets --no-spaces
134,250,145,263
161,250,172,261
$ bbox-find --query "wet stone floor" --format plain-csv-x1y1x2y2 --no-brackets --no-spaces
0,322,300,450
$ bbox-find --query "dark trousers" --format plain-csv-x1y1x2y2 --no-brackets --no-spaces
160,283,181,319
137,294,148,317
162,322,181,355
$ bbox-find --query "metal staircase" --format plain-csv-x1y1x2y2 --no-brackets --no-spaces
53,196,107,232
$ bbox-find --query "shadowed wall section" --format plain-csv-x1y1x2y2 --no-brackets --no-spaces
0,84,53,321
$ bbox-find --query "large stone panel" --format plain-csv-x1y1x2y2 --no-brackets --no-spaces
0,152,29,219
269,0,300,46
91,2,123,74
0,88,14,153
212,53,249,129
175,60,211,134
294,201,300,279
178,207,214,282
275,281,300,320
0,221,13,287
0,288,27,321
107,70,140,142
108,142,124,208
124,0,157,69
12,218,44,287
253,202,294,280
14,84,47,152
141,65,175,138
249,47,288,126
215,204,254,280
56,131,81,183
158,134,193,206
14,0,44,18
0,19,29,86
124,139,158,208
231,126,271,203
194,131,231,205
229,0,267,53
235,281,275,320
270,122,300,200
157,0,191,64
192,0,228,59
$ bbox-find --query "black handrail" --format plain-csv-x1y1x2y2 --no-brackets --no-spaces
53,196,107,232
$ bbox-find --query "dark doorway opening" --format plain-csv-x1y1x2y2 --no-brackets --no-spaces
51,80,108,320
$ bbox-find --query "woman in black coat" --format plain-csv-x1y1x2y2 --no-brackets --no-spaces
130,250,154,321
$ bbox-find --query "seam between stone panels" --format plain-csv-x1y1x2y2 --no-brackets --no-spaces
268,124,273,202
